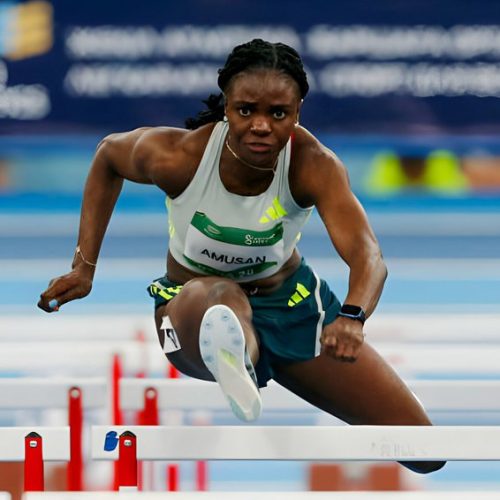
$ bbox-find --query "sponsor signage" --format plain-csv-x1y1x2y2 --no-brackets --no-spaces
1,0,500,133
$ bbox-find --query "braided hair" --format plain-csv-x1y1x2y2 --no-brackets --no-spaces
185,39,309,130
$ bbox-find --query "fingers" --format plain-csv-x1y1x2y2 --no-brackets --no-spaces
39,280,63,312
38,292,62,312
38,271,93,313
321,331,365,362
320,330,337,358
37,297,57,313
337,343,355,363
38,287,77,312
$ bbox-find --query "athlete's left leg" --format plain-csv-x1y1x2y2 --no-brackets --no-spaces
271,342,446,474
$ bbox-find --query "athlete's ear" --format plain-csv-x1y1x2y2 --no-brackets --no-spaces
296,99,303,125
223,93,228,117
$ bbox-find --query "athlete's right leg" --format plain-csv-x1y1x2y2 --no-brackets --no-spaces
154,276,259,378
153,276,262,420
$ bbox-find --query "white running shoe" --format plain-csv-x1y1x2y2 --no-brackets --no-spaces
199,304,262,422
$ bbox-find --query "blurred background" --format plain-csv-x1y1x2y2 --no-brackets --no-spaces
0,0,500,495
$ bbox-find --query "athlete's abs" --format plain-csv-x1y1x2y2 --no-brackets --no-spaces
166,249,302,296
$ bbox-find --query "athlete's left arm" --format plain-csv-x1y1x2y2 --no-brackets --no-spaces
298,142,387,360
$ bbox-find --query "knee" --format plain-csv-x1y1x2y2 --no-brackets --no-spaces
399,460,446,474
208,279,247,302
198,279,252,316
182,277,245,303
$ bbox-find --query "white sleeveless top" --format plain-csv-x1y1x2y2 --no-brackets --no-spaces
167,121,313,282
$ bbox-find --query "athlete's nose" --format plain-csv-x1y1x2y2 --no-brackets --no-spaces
250,116,271,135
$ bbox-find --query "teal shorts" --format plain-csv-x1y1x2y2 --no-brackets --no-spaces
148,258,341,387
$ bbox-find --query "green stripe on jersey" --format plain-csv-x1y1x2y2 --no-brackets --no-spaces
191,212,283,247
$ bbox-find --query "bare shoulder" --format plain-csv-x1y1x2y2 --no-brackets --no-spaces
290,126,348,207
132,124,213,157
109,123,215,196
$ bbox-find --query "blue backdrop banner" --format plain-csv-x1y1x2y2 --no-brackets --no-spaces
2,0,500,134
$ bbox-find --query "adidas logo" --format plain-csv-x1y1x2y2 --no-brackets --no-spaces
259,197,288,223
288,282,311,307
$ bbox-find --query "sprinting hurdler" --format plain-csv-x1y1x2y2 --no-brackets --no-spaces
39,39,445,474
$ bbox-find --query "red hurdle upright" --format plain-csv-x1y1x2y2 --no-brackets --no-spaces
67,387,84,490
24,432,44,491
117,431,138,490
112,354,124,490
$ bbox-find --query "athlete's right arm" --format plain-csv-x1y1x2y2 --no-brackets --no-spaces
37,127,172,312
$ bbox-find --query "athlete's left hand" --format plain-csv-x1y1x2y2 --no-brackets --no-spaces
320,316,365,362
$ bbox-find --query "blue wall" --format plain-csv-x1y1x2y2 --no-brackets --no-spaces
2,0,500,135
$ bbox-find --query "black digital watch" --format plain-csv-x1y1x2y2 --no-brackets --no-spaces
336,304,366,325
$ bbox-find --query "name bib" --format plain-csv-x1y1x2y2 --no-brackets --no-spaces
183,211,284,281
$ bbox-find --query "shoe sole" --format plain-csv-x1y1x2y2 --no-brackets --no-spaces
199,304,262,422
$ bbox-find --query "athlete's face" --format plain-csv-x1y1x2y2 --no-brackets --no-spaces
224,69,302,168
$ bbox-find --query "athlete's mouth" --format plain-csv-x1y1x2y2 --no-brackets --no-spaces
246,143,273,154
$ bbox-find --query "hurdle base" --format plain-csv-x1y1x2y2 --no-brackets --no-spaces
309,463,403,491
0,463,66,500
0,463,23,500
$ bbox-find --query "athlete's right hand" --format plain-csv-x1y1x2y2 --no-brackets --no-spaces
38,270,93,312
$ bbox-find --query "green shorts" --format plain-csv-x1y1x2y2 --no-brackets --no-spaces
148,258,341,387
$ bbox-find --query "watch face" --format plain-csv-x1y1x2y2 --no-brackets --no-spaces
341,304,363,316
339,304,366,324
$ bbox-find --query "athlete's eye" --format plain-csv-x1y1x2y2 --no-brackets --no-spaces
239,107,251,117
273,110,286,120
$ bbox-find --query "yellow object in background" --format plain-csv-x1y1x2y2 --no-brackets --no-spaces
1,1,53,60
365,149,470,196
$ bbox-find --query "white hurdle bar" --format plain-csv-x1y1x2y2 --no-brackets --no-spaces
0,427,69,462
120,378,500,412
20,492,500,499
0,378,107,409
92,425,500,461
0,341,165,376
2,340,500,377
3,312,498,343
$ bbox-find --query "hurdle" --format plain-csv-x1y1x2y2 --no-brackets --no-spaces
2,313,499,345
365,313,500,343
0,341,165,377
19,492,500,499
118,378,500,489
91,425,500,489
2,329,500,379
0,427,69,491
120,378,500,414
0,378,107,491
0,378,106,410
91,426,500,490
3,313,498,344
92,425,500,461
0,315,155,343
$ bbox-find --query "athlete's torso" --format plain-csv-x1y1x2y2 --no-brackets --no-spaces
166,121,313,286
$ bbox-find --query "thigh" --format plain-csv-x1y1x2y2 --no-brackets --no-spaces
154,276,260,380
272,342,430,426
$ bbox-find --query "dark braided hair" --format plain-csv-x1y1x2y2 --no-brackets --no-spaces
185,39,309,130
